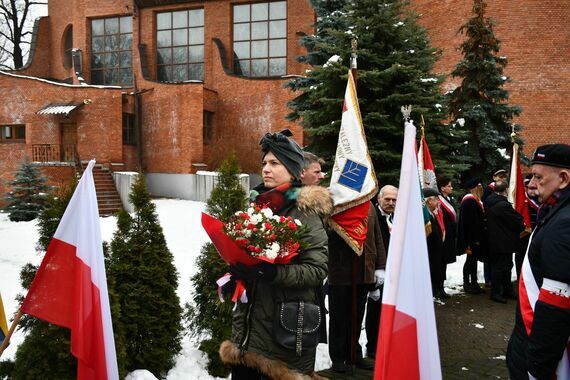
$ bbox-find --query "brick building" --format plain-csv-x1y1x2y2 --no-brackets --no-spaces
0,0,314,206
1,0,568,208
411,0,570,156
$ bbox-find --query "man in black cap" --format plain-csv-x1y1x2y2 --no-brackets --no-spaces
423,187,446,299
507,144,570,380
457,178,487,294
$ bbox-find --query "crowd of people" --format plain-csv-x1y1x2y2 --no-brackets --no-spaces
218,129,570,380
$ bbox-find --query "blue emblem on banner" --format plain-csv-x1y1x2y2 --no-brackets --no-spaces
339,159,368,192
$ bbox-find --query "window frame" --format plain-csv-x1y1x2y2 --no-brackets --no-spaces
0,124,26,143
122,113,136,146
232,1,287,78
90,15,133,86
155,8,205,82
203,110,214,144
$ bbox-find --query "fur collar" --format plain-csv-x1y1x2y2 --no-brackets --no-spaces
219,340,328,380
296,185,333,219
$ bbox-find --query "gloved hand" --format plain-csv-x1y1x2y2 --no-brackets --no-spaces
375,269,386,287
220,278,236,297
368,289,381,301
229,262,277,283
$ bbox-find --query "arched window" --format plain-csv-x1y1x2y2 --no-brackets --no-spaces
62,25,73,69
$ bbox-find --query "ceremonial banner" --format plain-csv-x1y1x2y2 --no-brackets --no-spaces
375,120,442,380
20,160,119,380
0,293,7,346
329,70,378,254
508,142,532,231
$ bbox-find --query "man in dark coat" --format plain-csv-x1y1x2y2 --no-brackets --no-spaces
424,187,446,299
507,144,570,380
485,180,525,303
457,178,488,294
366,185,397,358
437,175,458,296
328,203,387,373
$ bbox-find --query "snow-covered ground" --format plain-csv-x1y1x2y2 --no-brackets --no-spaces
0,199,485,379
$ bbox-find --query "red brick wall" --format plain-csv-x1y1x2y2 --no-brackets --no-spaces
411,0,570,156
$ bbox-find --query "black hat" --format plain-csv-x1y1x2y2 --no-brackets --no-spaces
531,144,570,169
259,129,304,179
463,178,482,190
423,187,440,198
492,168,508,176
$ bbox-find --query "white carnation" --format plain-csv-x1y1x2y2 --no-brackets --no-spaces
294,219,302,226
250,214,262,224
260,207,274,218
243,229,252,238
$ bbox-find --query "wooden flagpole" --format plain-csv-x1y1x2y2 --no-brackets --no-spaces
0,310,24,358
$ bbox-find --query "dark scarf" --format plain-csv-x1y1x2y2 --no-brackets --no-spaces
536,186,570,225
250,180,302,214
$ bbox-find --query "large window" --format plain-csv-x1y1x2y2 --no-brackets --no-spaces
91,16,133,86
233,1,286,77
1,125,25,143
157,9,205,82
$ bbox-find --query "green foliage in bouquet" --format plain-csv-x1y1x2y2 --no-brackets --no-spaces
185,154,247,377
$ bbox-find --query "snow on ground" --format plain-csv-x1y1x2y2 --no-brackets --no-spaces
0,199,493,378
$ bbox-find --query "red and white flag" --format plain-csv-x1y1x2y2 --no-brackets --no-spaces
507,141,532,231
375,120,442,379
328,69,378,254
417,132,437,191
21,160,119,380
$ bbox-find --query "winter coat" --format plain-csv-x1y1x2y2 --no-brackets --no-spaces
439,195,457,264
456,194,489,262
374,205,392,252
485,192,525,255
507,191,570,380
220,185,332,379
327,203,387,286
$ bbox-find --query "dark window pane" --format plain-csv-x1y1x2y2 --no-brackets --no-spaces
15,126,26,140
172,46,188,63
189,9,204,27
105,68,117,84
233,41,250,60
234,4,249,22
233,23,249,41
189,46,204,62
251,3,268,21
234,60,250,76
269,20,286,38
92,19,104,36
269,39,286,57
189,63,203,80
251,40,268,58
104,52,118,67
252,22,268,40
105,18,119,34
92,36,105,52
120,16,132,33
269,58,286,75
270,1,286,19
120,51,132,66
157,12,171,30
92,53,103,68
120,34,132,50
251,59,268,76
157,30,171,48
92,70,104,84
157,65,171,81
189,27,204,44
172,29,188,46
105,35,119,51
172,10,187,28
119,68,132,84
172,65,188,81
157,48,171,64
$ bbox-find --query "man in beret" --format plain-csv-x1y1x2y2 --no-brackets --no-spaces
423,187,447,299
507,144,570,380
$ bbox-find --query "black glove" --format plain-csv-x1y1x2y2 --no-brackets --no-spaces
229,262,277,283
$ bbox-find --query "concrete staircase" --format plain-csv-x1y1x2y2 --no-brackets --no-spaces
82,162,123,216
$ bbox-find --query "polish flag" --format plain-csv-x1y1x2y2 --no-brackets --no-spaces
375,120,442,379
20,160,119,380
328,69,378,254
507,141,532,231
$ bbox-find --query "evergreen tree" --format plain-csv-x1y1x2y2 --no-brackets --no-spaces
186,154,246,377
5,160,51,222
108,173,182,378
7,181,128,380
448,0,523,179
288,0,469,185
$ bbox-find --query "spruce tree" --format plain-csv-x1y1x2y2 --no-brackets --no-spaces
5,160,51,222
108,173,182,378
448,0,523,179
186,154,246,377
288,0,469,185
